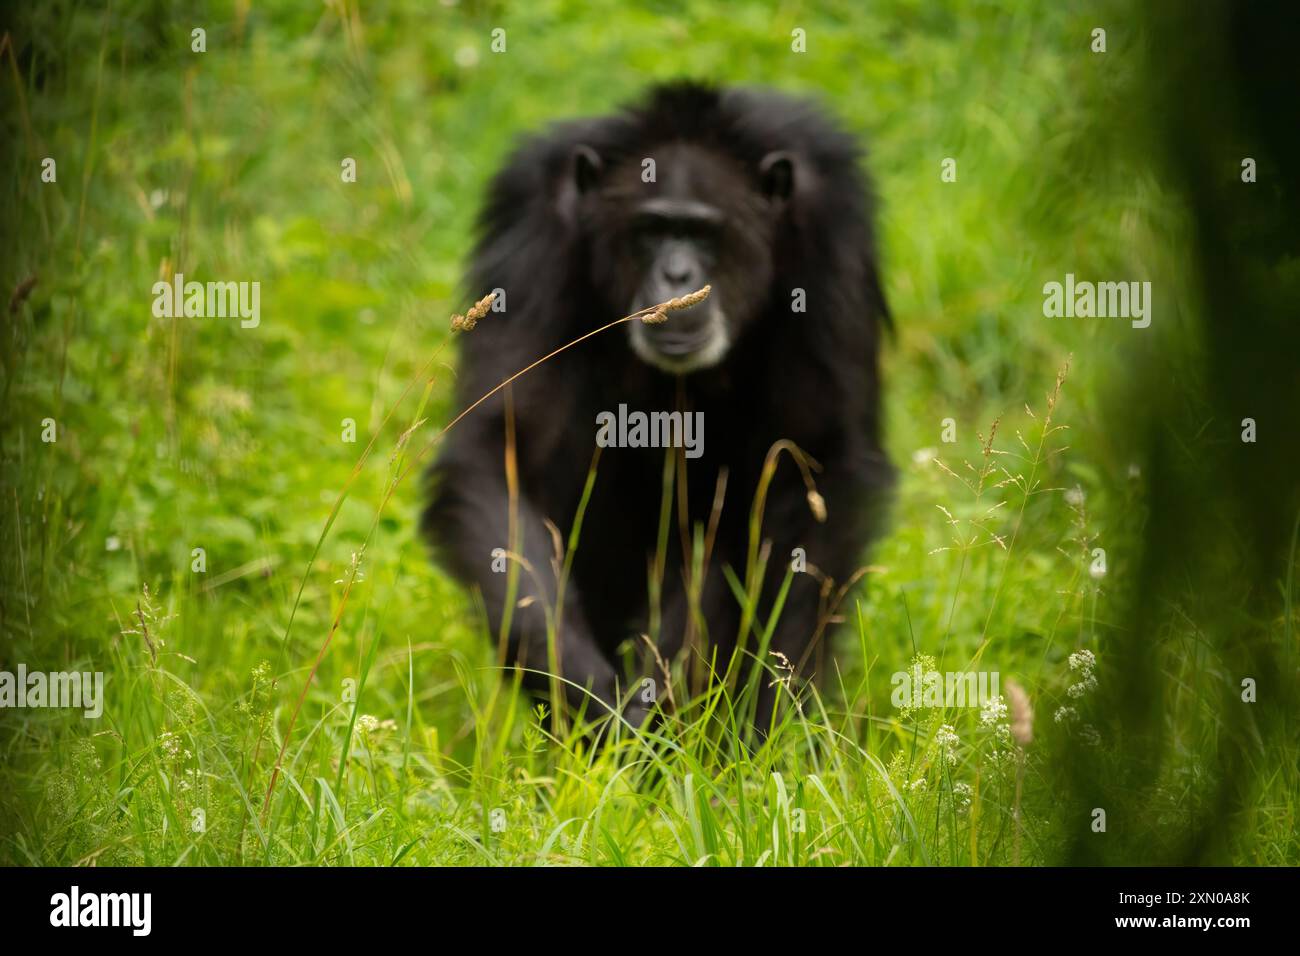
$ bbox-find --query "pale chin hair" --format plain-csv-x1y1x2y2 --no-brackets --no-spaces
628,313,731,375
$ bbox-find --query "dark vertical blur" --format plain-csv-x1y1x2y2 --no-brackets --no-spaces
1057,0,1300,864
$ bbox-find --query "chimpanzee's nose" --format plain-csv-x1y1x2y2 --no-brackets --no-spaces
660,247,699,288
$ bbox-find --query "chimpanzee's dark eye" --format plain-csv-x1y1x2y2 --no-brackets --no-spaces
679,219,720,243
633,211,673,236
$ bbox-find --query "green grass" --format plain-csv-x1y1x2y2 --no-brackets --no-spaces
1,0,1295,866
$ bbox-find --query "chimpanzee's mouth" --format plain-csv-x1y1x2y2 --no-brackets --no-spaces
640,299,717,354
651,329,713,355
629,312,730,374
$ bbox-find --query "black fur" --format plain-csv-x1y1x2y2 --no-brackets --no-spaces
423,82,893,732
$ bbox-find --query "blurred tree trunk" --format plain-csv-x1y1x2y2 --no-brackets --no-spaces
1060,0,1300,865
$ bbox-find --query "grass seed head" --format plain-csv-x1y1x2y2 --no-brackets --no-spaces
640,284,711,324
1006,678,1034,747
451,291,498,332
664,284,711,312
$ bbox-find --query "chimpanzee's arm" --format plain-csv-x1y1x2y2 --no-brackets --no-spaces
423,420,627,724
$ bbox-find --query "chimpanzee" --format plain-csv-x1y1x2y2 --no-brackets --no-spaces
424,81,893,735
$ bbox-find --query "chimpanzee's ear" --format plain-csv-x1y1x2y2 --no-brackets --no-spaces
759,150,795,201
558,144,603,222
572,144,603,194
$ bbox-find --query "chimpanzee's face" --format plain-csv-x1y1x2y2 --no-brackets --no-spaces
575,143,794,374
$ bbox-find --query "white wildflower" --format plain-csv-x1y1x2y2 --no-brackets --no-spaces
979,695,1008,727
935,724,960,765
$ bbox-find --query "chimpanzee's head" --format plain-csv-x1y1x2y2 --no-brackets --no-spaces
567,138,797,374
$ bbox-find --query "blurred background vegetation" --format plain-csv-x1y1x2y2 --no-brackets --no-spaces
0,0,1295,865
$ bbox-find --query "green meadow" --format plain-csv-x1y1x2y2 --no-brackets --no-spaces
1,0,1295,866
